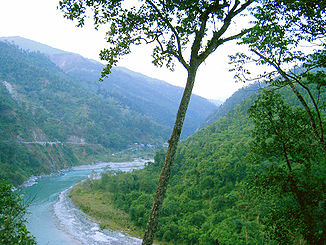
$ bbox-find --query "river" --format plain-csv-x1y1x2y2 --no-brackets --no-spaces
21,160,146,245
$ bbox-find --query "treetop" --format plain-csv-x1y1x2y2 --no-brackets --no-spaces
59,0,254,76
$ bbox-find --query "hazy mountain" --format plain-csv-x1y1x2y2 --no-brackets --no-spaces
209,99,224,107
0,36,217,137
0,36,67,55
0,36,218,184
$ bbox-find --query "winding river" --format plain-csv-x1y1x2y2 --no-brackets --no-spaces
21,160,146,245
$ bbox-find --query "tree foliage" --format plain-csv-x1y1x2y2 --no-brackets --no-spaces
0,181,36,244
249,90,326,243
228,1,326,243
230,0,326,150
59,0,254,75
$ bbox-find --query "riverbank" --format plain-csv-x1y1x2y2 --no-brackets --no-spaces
20,156,150,189
69,181,144,239
68,166,168,245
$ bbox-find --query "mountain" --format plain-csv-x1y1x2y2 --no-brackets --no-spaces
0,36,217,138
0,41,169,185
208,99,224,107
0,36,218,185
0,36,67,55
201,82,264,128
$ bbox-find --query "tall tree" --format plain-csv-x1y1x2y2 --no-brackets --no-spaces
58,0,255,243
229,1,326,242
248,90,326,244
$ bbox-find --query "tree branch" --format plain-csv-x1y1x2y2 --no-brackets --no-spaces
287,73,324,145
252,49,325,150
191,0,227,59
145,0,188,69
198,0,254,64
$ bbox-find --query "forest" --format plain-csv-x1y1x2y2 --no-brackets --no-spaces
1,0,325,244
0,41,171,185
71,80,325,244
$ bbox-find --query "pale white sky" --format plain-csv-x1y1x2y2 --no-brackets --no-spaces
0,0,249,101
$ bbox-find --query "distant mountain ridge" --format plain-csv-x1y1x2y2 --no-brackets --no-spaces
201,82,265,128
0,36,217,137
0,36,68,55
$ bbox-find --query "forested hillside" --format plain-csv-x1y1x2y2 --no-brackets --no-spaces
71,92,260,244
72,80,326,244
0,41,169,185
0,36,217,137
202,82,264,128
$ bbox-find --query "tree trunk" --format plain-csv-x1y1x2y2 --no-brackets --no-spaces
142,67,198,245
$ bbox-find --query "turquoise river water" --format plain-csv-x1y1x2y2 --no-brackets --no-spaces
21,160,146,245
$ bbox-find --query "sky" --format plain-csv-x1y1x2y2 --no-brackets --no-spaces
0,0,250,101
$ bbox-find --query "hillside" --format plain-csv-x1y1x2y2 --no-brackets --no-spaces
0,36,217,137
201,82,264,128
0,41,168,185
70,91,261,243
72,80,325,244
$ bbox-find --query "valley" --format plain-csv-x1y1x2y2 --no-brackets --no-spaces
0,32,325,245
0,37,216,186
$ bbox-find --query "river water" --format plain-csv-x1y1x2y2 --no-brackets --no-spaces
21,160,146,245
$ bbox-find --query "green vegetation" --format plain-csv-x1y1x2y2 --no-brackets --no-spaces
0,41,171,185
0,38,216,186
202,82,263,128
70,95,260,244
1,1,325,243
69,181,145,238
71,78,325,244
0,41,167,148
0,180,36,244
1,36,217,139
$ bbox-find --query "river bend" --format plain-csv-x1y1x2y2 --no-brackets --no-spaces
21,161,145,245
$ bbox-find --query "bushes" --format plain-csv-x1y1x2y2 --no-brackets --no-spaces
0,181,36,244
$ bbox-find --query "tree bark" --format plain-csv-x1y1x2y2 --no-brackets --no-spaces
142,66,198,245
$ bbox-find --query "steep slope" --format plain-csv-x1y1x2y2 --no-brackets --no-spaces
201,82,264,128
73,77,326,244
0,41,167,185
0,36,217,137
70,92,260,244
